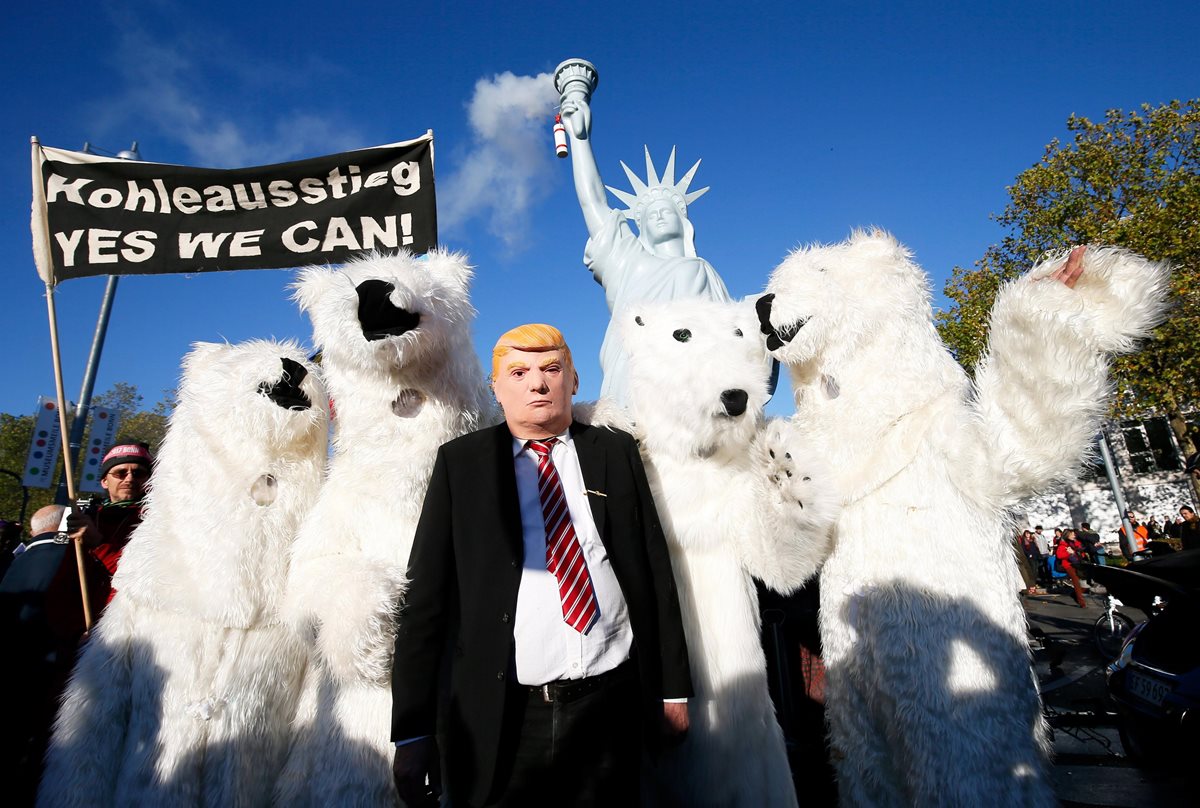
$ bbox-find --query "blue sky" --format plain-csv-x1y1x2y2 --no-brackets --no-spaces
2,0,1197,422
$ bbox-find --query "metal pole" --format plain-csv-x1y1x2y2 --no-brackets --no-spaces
1097,429,1137,557
53,142,139,505
54,273,120,505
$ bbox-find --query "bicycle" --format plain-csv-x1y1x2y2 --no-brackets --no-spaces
1093,594,1136,659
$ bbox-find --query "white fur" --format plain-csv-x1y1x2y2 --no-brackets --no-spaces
277,250,495,806
760,230,1170,806
590,299,837,808
38,340,329,807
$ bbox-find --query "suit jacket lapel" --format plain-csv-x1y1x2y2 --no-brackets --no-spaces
490,423,525,562
570,421,608,541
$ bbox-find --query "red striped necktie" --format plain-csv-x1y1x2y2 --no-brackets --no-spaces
527,439,599,634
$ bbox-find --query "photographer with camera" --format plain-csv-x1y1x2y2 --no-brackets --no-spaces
66,442,153,602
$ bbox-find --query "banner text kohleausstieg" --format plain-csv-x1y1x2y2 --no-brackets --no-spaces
31,133,436,283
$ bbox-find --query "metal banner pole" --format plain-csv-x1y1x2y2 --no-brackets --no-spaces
44,283,94,630
55,273,121,505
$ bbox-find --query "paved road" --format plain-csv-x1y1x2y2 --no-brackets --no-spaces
1025,583,1192,807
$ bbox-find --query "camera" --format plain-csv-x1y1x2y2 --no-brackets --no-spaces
75,495,102,517
55,495,103,540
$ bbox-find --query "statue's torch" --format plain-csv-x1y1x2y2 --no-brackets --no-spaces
553,58,599,141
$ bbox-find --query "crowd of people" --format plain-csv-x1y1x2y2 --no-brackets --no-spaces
1014,456,1200,608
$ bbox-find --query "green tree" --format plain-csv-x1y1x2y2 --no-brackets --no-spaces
90,382,173,453
938,100,1200,457
0,384,173,530
0,413,57,528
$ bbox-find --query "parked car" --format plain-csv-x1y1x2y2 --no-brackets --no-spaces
1088,551,1200,763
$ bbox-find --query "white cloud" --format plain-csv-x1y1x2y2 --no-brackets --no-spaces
438,71,560,251
93,22,362,167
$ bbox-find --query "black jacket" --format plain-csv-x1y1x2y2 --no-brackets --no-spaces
390,420,692,805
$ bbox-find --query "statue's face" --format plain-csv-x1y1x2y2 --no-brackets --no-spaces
643,199,683,243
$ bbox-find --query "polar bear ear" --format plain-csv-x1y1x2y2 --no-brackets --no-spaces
181,341,227,378
290,264,341,315
852,228,912,263
423,249,474,294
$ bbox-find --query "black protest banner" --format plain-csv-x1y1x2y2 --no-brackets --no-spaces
30,133,436,284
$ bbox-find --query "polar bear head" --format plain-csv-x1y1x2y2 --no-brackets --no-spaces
756,229,933,369
170,339,329,465
618,299,770,463
292,249,475,383
115,339,328,625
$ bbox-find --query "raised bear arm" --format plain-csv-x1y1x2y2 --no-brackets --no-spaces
967,246,1169,505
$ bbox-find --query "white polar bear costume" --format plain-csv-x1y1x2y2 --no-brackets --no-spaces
38,340,329,808
756,230,1169,806
278,250,494,806
589,299,838,808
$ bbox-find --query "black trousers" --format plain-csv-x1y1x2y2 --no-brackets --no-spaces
481,661,641,808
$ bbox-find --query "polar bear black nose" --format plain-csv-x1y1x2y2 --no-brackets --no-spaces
356,279,421,341
721,389,749,417
259,357,312,411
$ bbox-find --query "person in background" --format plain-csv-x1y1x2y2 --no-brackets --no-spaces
65,442,152,601
1054,528,1089,608
0,504,110,805
1076,522,1102,565
1032,525,1050,557
1178,505,1200,552
1017,530,1043,594
1031,525,1051,585
1116,511,1149,555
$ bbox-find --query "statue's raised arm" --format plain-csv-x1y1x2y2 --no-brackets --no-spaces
560,94,609,238
554,58,732,407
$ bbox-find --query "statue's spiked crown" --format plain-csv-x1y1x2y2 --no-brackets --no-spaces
607,147,709,228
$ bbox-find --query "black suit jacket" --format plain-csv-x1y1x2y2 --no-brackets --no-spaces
391,420,692,805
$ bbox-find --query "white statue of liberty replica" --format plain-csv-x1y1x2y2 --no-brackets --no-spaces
556,59,731,406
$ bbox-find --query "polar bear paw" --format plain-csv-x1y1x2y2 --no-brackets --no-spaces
757,419,839,535
308,555,406,685
1017,246,1170,354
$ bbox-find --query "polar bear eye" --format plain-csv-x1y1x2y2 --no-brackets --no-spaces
635,316,645,326
673,329,692,343
734,328,743,337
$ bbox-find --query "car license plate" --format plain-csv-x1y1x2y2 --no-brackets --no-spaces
1127,669,1172,707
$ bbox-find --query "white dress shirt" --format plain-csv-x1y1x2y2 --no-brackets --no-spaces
512,429,633,685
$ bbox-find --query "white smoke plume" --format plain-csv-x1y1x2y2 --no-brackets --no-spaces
438,71,560,251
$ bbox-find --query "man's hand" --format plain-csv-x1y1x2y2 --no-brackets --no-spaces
660,701,689,745
1050,245,1086,289
392,737,438,807
65,510,102,548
